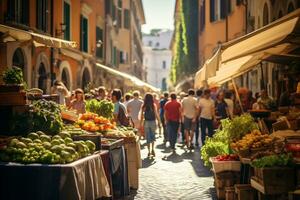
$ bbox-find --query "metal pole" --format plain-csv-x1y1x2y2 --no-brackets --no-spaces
232,78,244,113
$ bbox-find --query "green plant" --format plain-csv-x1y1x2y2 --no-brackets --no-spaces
251,154,293,168
86,99,114,119
2,67,24,85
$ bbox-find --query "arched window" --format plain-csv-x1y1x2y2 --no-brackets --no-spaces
61,68,70,90
263,3,269,26
82,68,91,90
38,63,47,93
13,48,25,72
288,2,295,13
162,78,167,91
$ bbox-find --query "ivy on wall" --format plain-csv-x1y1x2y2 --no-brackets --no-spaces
170,0,199,84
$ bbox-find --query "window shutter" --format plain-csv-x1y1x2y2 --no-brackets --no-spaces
21,0,29,25
210,0,215,22
64,2,71,40
220,0,226,19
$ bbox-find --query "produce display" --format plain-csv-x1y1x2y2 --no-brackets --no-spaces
62,125,89,136
77,112,116,132
214,154,239,161
0,131,96,164
86,99,114,119
201,114,257,168
29,100,64,135
105,127,136,138
230,130,273,151
251,153,293,168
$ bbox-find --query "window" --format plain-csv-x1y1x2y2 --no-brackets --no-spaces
7,0,29,25
288,3,295,13
161,78,167,91
200,0,206,32
210,0,230,22
38,63,47,93
119,51,127,64
162,61,166,69
124,9,130,29
96,27,103,59
156,42,160,47
80,15,88,52
148,41,152,46
118,9,122,28
36,0,48,32
113,47,117,66
263,3,269,26
63,1,71,40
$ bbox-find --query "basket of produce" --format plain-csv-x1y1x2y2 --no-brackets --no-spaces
210,154,241,173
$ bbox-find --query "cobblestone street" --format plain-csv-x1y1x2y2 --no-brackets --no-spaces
126,136,217,200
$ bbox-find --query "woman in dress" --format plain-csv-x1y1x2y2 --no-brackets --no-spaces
69,88,86,114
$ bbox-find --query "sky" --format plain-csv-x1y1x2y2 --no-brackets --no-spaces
141,0,176,34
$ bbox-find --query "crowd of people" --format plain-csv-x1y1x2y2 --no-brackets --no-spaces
51,80,297,158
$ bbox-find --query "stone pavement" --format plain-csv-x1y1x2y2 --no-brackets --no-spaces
124,136,217,200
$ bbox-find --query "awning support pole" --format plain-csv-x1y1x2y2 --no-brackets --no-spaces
232,78,244,113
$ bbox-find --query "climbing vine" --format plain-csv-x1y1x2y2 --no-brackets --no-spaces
170,0,199,84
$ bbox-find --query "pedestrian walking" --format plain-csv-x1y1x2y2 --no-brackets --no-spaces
159,92,169,143
111,89,130,126
179,92,187,144
97,86,107,101
198,89,215,146
127,91,144,137
164,93,181,153
224,91,234,119
195,89,203,147
215,91,229,120
124,92,132,107
51,80,69,105
140,93,161,157
181,89,198,150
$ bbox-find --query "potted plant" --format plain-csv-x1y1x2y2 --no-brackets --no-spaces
0,66,24,92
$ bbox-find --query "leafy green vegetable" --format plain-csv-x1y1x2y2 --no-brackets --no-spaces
251,154,293,168
2,67,24,85
86,99,114,119
201,114,257,168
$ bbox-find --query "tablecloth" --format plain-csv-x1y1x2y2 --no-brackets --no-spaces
0,154,110,200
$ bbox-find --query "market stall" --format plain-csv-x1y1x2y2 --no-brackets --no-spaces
0,154,110,200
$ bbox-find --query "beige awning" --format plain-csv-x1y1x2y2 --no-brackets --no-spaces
207,8,300,85
96,63,160,93
0,24,77,49
194,47,221,88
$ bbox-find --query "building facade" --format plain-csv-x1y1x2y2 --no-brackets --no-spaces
0,0,146,94
105,0,145,80
198,0,246,66
237,0,300,98
143,30,173,91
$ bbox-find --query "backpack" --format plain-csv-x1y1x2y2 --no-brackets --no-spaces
117,103,133,127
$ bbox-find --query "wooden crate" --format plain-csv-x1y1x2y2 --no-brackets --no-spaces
251,167,295,195
252,167,295,195
215,171,240,199
234,184,256,200
0,92,27,106
225,186,236,200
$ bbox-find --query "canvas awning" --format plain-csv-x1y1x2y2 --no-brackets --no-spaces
194,47,221,88
207,8,300,85
0,24,77,49
96,63,160,93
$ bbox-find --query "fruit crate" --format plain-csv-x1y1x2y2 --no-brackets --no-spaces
72,134,101,151
234,184,256,200
251,167,295,195
101,138,124,150
225,186,236,200
210,157,241,173
214,171,240,199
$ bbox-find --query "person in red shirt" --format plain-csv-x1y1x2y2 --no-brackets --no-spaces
164,92,182,153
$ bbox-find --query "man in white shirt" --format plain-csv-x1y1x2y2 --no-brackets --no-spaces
181,89,198,149
198,89,215,146
127,91,143,136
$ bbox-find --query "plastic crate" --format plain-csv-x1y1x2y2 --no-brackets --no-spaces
210,157,241,173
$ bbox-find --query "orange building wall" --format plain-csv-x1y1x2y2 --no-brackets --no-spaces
198,1,246,65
